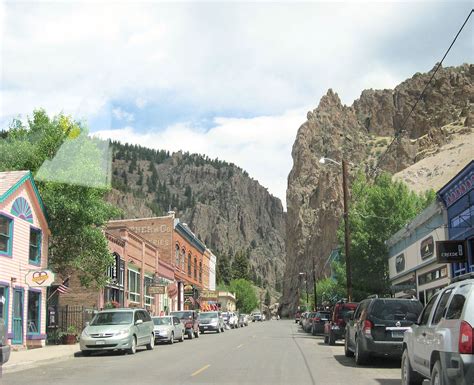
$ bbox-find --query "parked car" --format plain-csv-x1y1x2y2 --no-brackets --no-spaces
241,314,250,326
311,311,331,336
345,297,423,365
221,311,238,328
80,308,155,355
324,301,359,345
0,317,11,365
170,310,200,339
238,313,247,327
252,312,263,322
295,311,301,324
401,273,474,385
152,316,184,344
302,312,317,332
199,311,225,333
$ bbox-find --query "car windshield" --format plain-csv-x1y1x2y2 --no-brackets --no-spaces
371,300,423,322
200,312,218,319
153,317,171,325
91,312,133,326
171,311,193,320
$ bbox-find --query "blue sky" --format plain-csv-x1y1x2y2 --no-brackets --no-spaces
1,1,472,207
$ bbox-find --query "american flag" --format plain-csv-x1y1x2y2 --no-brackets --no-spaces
57,277,70,294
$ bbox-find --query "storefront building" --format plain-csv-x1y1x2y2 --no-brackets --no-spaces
387,201,450,305
0,171,50,348
218,291,236,312
438,160,474,277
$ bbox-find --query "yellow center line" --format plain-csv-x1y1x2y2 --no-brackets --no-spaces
191,364,211,377
236,344,244,349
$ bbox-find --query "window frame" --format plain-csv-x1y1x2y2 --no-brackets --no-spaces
0,213,14,257
0,284,9,331
128,268,141,303
419,293,439,326
144,274,154,308
28,226,42,266
188,253,192,276
431,288,453,325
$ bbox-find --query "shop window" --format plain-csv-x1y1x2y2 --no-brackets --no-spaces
27,290,41,334
450,205,473,228
199,261,202,283
128,269,141,303
29,227,41,265
144,275,153,308
181,248,186,270
194,257,197,280
0,214,13,256
188,253,192,276
0,285,8,329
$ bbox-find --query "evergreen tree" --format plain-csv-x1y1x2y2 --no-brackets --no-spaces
217,254,231,285
231,250,249,280
264,290,271,307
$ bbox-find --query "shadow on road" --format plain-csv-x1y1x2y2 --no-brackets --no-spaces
374,379,401,385
333,354,401,369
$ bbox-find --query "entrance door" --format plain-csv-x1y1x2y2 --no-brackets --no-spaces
12,289,23,344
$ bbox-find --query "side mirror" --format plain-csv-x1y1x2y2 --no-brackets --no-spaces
135,319,143,325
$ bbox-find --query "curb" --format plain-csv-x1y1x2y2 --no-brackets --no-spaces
2,350,80,375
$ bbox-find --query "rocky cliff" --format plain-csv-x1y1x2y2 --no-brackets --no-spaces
280,64,473,316
108,145,286,289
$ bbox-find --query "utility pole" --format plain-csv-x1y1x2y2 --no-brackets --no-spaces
305,278,309,309
312,257,317,311
342,159,353,302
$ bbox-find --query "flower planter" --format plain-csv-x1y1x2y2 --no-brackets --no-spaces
63,334,77,345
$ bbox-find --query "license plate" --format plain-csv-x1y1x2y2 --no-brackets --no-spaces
203,326,208,329
95,340,106,345
392,331,404,339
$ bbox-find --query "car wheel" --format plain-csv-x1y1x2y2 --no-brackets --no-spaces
430,361,444,385
81,350,91,357
355,337,368,365
401,349,423,385
188,330,194,340
344,333,354,357
328,331,336,346
169,332,174,344
146,334,155,350
128,336,137,355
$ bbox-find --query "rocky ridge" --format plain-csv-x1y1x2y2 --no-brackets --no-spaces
280,64,473,316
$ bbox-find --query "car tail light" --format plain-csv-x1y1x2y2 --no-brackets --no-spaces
459,321,473,354
363,320,373,337
314,317,321,322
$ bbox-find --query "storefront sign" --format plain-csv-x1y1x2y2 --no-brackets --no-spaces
395,254,405,273
148,285,166,295
184,284,194,297
443,172,474,207
436,240,468,263
25,269,55,287
200,290,218,299
420,236,434,260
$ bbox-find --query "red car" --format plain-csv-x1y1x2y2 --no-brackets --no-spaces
324,301,358,345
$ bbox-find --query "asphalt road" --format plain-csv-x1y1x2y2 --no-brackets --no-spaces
1,320,403,385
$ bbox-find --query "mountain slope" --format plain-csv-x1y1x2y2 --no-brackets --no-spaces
108,143,286,290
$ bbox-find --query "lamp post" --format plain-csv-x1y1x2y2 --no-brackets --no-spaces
319,157,353,302
299,272,309,309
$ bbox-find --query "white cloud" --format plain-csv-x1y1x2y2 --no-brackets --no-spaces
112,107,134,122
94,108,307,207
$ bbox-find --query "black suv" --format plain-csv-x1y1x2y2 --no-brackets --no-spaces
345,297,422,365
170,310,200,339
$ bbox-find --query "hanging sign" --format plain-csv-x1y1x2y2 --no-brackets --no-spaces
436,240,468,263
25,269,55,287
148,285,166,295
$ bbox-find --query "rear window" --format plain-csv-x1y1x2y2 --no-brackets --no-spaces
446,284,471,320
370,300,422,322
337,306,356,320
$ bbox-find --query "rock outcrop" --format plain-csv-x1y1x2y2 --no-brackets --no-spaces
280,64,473,316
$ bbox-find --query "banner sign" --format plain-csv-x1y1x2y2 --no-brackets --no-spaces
420,236,434,260
25,269,55,287
395,254,405,273
436,240,468,263
148,285,166,295
200,290,218,299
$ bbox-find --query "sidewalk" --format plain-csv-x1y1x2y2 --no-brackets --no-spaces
1,344,80,374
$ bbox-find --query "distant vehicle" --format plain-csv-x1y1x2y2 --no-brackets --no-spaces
152,316,184,344
299,311,309,326
199,311,225,333
402,273,474,385
238,313,247,327
80,308,155,355
345,298,423,365
302,312,317,332
311,311,331,336
240,314,250,326
252,312,262,322
170,310,200,339
0,317,10,364
222,312,238,328
324,301,359,345
295,311,301,324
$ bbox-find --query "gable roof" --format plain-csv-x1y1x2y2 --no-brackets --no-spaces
0,170,47,222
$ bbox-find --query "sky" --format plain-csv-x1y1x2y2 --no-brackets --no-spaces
1,1,472,208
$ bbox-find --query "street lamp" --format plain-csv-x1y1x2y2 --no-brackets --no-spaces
299,272,309,309
319,156,353,302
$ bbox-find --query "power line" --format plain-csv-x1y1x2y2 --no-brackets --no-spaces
372,9,473,176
